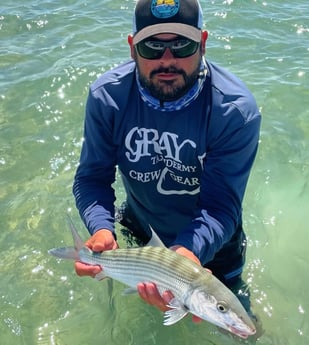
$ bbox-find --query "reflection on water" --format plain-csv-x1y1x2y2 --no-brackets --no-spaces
1,0,308,344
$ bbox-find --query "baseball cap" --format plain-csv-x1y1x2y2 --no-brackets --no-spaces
132,0,203,45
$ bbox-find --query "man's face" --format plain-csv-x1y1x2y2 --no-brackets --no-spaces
128,32,208,102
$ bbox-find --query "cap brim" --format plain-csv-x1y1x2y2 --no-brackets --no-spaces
133,23,201,44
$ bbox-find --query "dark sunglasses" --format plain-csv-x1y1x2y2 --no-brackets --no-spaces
136,37,199,60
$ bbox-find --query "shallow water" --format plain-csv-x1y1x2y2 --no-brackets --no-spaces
1,0,308,344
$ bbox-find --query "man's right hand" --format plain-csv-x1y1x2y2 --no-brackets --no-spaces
74,229,118,278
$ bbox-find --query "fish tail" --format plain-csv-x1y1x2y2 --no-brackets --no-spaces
48,215,85,260
66,215,85,251
48,246,80,260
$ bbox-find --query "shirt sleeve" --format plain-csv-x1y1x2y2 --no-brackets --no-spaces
72,88,117,235
172,107,261,265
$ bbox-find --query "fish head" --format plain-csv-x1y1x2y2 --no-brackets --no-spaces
184,285,256,339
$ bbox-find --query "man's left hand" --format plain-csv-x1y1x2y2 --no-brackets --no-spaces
137,245,202,323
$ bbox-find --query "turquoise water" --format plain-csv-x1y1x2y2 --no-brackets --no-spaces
0,0,308,344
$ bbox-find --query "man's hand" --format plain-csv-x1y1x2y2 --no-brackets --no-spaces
137,245,203,323
137,282,173,312
75,229,118,278
169,245,201,265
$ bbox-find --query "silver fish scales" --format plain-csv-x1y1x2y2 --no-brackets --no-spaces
49,217,256,338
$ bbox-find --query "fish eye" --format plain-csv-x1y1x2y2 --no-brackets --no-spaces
216,301,229,313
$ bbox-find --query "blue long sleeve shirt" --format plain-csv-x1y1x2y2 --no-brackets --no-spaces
73,59,261,266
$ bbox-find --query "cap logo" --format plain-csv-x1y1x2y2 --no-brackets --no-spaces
151,0,180,19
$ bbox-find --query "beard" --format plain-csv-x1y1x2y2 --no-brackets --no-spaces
137,61,201,102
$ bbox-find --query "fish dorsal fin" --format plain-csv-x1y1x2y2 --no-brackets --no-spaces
146,225,166,248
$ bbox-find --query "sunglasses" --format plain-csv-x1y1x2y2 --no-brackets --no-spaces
136,37,199,60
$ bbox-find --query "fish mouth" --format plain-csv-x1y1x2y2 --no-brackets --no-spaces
229,325,256,339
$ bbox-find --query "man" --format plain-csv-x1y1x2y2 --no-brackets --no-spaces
73,0,261,319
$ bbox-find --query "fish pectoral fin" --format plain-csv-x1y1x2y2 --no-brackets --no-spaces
122,287,138,295
163,298,189,326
